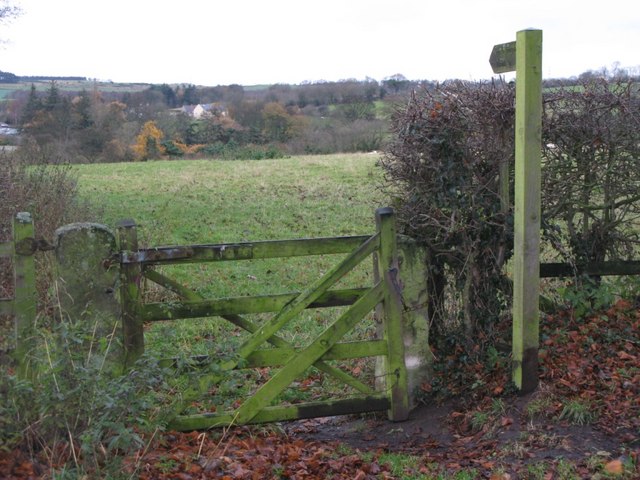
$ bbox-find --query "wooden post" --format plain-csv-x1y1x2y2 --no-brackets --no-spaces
512,30,543,393
376,207,409,421
490,29,543,393
13,212,38,379
116,219,144,368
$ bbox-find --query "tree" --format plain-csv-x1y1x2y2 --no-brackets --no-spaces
261,102,294,142
20,84,41,126
44,81,60,111
178,84,199,106
133,121,165,160
382,74,410,94
72,89,94,130
0,70,18,83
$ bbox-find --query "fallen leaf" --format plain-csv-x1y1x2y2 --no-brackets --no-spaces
604,459,624,475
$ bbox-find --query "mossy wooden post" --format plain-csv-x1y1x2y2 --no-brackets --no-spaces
13,212,37,379
117,219,143,368
490,30,542,393
375,207,409,421
513,30,542,393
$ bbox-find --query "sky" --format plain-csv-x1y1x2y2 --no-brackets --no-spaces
1,0,639,86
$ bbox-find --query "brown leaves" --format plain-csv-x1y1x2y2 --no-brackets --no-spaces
538,305,640,432
121,429,390,479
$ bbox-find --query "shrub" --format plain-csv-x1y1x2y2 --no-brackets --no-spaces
541,77,640,268
0,147,97,305
381,80,515,341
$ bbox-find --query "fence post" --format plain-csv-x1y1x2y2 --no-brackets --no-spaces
375,207,409,421
490,29,543,393
116,219,144,368
55,223,121,370
13,212,37,379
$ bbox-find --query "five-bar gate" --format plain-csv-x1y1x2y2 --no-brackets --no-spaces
116,207,410,430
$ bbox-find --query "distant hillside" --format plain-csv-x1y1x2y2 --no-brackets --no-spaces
17,75,87,82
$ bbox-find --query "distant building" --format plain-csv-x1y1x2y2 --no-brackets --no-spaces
179,103,227,119
0,123,19,135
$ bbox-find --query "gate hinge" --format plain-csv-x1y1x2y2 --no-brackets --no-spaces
14,237,56,256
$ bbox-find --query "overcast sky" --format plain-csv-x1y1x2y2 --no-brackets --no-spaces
2,0,639,86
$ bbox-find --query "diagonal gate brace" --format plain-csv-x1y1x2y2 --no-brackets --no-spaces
234,281,384,424
144,269,374,395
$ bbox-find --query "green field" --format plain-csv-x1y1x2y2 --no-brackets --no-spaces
0,80,151,100
75,153,385,243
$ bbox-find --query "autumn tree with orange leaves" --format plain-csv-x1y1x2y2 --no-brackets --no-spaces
133,121,165,160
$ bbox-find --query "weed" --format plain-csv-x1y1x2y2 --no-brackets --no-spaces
0,309,218,477
525,383,558,420
470,411,490,433
451,469,479,479
526,461,550,480
490,398,506,416
155,457,178,474
333,443,354,457
500,439,529,460
271,464,285,478
555,458,579,479
558,399,598,425
558,277,616,319
526,396,556,419
378,452,430,480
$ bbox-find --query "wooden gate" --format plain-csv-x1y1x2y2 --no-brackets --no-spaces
117,207,410,430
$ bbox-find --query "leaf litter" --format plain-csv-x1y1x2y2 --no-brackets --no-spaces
2,300,639,478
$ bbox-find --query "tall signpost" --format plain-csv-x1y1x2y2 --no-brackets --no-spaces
490,30,543,393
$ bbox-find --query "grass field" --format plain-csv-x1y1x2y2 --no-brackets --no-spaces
75,153,386,244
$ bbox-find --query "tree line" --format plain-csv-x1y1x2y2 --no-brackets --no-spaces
0,75,426,162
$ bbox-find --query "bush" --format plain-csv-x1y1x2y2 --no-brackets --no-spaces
381,80,515,341
290,117,388,155
199,142,286,160
0,147,97,307
541,77,640,267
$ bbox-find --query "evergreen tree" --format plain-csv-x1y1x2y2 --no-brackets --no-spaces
20,84,41,126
